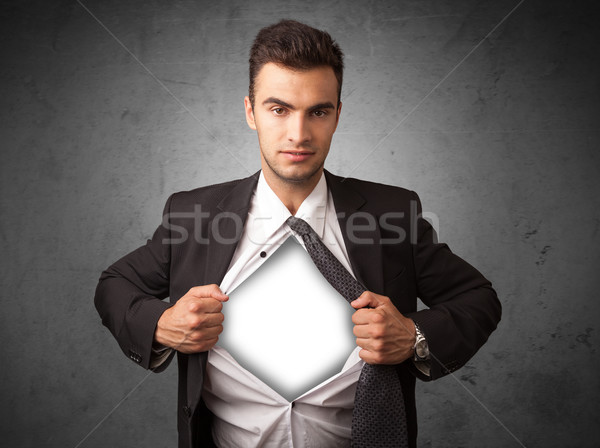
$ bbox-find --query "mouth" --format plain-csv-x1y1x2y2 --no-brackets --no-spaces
281,151,314,155
280,150,315,162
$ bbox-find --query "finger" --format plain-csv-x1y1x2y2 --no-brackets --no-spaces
355,337,382,352
189,311,225,330
351,308,373,325
188,284,229,302
180,336,220,354
358,348,380,365
353,325,372,339
352,306,387,325
187,324,223,342
188,297,225,315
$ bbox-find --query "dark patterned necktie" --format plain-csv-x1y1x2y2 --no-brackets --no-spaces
286,216,408,448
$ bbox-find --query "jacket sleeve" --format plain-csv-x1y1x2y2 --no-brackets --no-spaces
94,195,175,372
406,193,502,380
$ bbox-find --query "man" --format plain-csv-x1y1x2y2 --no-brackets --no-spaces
95,20,501,447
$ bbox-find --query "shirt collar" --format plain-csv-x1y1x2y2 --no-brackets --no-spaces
253,171,328,239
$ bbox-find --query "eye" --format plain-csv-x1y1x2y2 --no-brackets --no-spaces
312,110,327,118
272,107,286,115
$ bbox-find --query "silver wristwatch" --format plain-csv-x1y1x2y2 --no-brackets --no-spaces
413,323,430,362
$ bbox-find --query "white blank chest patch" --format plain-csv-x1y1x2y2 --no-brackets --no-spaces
218,237,356,401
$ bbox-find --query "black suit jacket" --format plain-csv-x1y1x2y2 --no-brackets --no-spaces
95,170,501,447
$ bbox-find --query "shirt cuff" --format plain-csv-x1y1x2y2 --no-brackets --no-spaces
150,344,173,369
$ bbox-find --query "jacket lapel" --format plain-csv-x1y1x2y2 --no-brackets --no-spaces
203,172,260,285
188,171,260,412
325,171,385,295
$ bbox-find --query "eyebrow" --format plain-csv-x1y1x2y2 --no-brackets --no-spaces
262,97,336,112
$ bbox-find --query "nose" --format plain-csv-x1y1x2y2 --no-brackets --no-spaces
287,114,311,144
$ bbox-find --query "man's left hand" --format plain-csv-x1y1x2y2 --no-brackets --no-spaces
351,291,416,365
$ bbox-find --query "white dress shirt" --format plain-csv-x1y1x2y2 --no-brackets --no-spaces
202,171,364,447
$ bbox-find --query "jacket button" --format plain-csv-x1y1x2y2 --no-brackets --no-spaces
183,406,192,417
129,350,142,363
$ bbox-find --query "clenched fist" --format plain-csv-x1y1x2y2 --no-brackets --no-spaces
351,291,416,365
154,284,228,353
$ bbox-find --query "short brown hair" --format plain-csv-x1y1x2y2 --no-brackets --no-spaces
248,19,344,107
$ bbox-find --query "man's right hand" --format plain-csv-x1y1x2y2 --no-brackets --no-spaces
154,284,228,353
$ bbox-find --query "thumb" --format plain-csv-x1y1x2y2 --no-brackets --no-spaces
189,284,229,302
350,291,383,309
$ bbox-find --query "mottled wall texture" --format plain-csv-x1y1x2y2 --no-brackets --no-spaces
1,0,599,447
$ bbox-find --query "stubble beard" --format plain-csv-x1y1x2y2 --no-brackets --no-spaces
261,148,325,186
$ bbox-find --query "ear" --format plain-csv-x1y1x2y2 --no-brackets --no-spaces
244,96,256,130
334,101,342,131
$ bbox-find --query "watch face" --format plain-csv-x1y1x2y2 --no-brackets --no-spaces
416,339,429,358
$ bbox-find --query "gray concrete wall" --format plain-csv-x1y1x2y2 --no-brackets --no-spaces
1,0,599,446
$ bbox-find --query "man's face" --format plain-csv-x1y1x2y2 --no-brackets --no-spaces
245,63,341,188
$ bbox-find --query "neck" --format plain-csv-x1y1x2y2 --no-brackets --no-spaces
262,169,322,216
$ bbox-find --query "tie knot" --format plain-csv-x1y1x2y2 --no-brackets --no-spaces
286,216,313,237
